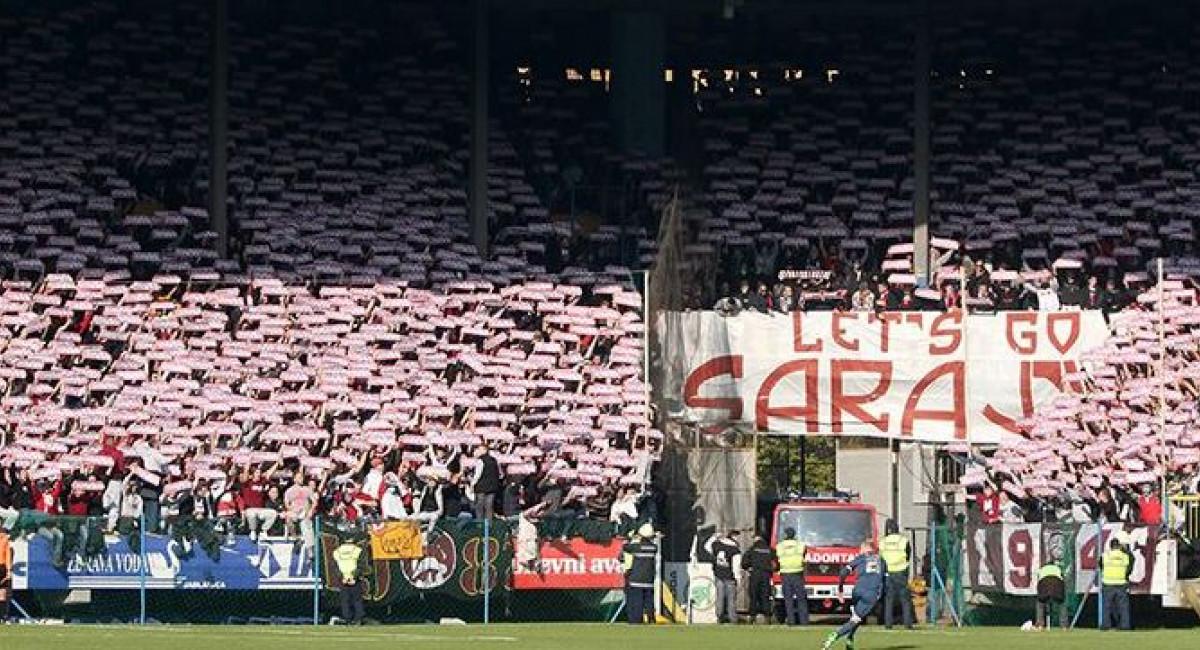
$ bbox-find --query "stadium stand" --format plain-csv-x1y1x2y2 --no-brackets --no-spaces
964,278,1200,523
0,2,659,548
669,18,1198,312
2,0,1199,552
0,274,656,538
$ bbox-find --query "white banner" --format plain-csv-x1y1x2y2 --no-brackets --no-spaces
664,562,718,624
668,310,1109,444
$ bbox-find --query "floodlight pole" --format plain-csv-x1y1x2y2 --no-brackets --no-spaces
209,0,229,258
912,0,931,285
470,0,490,257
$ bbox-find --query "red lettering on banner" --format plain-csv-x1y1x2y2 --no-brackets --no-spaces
929,311,963,355
830,360,892,433
904,313,924,327
1046,312,1081,354
755,359,820,433
1078,528,1107,572
982,360,1076,432
683,355,744,420
831,312,860,352
900,361,966,438
868,312,903,352
981,406,1019,434
1007,528,1034,590
1021,360,1069,416
1005,312,1039,354
793,312,823,352
1063,361,1083,393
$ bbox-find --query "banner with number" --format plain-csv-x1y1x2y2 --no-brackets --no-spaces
322,519,512,607
666,310,1108,444
963,523,1160,595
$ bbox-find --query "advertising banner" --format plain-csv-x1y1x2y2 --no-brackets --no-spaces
12,533,314,590
963,523,1160,595
369,521,424,560
511,538,625,590
669,310,1108,444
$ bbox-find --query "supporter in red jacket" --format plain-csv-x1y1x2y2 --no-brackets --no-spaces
976,484,1002,524
1136,485,1162,526
66,482,95,517
31,477,63,515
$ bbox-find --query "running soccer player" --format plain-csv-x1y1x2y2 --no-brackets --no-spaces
822,540,887,650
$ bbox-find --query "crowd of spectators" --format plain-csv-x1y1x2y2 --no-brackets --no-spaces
0,1,665,559
959,278,1200,525
665,14,1200,311
713,264,1143,315
0,274,657,563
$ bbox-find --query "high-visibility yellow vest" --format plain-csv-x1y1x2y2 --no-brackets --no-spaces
880,534,909,572
334,543,363,582
1101,548,1130,586
776,539,807,574
1037,563,1063,581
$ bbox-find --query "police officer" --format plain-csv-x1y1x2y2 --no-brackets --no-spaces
1035,559,1067,629
745,533,777,624
824,541,887,650
333,533,368,625
1099,536,1133,630
775,527,809,626
622,523,658,624
879,520,914,629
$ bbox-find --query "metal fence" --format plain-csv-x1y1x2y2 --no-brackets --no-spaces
2,511,628,624
7,513,1193,626
926,519,1199,629
1170,495,1200,543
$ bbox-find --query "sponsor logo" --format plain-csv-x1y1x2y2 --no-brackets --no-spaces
689,575,715,610
807,551,856,564
400,529,456,590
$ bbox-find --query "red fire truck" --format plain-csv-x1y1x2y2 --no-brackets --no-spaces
769,493,879,613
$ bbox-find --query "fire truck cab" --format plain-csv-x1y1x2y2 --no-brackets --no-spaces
769,492,879,612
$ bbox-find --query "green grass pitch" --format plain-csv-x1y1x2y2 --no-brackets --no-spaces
0,623,1192,650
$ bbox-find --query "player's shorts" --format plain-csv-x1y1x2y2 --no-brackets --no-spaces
851,595,879,621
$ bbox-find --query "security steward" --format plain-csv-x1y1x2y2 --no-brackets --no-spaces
745,533,778,624
1035,559,1067,629
333,532,369,625
1099,536,1133,630
775,526,809,626
622,523,658,624
879,519,914,629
